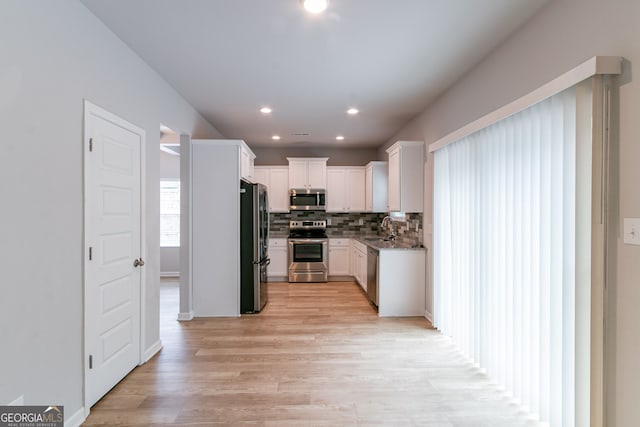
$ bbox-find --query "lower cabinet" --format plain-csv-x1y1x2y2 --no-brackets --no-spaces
350,240,367,290
329,239,350,276
377,250,426,317
267,238,288,280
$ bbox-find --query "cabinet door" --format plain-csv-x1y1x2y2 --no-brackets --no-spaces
252,167,269,186
365,166,373,212
329,246,350,276
307,160,327,188
387,148,400,211
326,168,346,212
288,160,308,188
240,147,255,181
267,239,288,277
269,167,289,212
360,250,368,291
358,250,366,289
350,245,359,280
346,168,365,212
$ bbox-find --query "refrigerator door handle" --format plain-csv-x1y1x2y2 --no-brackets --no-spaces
254,257,270,266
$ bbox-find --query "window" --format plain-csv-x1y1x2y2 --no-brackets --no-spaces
160,180,180,247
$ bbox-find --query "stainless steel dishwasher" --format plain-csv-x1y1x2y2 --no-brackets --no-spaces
366,247,379,306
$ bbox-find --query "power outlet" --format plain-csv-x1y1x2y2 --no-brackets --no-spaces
624,218,640,245
358,218,364,225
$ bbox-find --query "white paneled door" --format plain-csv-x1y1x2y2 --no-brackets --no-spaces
84,102,145,409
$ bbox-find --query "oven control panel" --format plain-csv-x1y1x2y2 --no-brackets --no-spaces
289,220,326,229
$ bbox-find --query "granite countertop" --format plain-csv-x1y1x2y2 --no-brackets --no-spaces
270,233,426,251
354,236,426,251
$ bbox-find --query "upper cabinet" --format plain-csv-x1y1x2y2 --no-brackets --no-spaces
252,167,269,187
365,161,388,213
326,167,365,212
386,141,424,213
240,142,255,182
253,166,289,213
287,157,328,189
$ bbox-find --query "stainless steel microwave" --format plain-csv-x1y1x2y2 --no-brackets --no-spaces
289,188,326,211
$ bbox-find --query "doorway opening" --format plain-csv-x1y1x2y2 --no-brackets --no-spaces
159,124,181,325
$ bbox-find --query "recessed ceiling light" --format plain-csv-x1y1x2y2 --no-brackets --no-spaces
260,107,272,114
347,108,359,115
336,135,345,140
272,135,281,140
302,0,328,14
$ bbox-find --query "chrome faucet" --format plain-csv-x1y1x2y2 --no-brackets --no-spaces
380,215,396,240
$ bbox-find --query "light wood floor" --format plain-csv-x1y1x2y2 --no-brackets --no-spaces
83,280,540,426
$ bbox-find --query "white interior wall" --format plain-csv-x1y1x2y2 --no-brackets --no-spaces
0,0,222,418
159,149,180,179
382,0,640,423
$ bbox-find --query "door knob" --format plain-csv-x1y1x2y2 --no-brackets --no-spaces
133,258,145,267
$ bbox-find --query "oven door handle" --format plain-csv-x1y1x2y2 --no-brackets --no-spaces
288,239,328,244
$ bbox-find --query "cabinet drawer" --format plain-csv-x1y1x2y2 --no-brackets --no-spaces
269,238,287,248
352,240,366,253
329,238,350,247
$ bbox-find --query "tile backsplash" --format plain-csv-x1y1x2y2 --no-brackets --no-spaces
270,211,423,246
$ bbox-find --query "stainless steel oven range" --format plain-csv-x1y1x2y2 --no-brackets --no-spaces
288,220,328,283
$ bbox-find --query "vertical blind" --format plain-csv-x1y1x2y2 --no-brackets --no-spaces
433,87,577,426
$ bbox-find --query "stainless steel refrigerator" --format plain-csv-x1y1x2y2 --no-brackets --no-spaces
240,180,269,313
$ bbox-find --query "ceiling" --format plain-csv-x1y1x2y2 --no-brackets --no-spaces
82,0,548,148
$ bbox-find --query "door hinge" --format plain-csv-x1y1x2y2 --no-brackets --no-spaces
89,247,93,260
89,138,93,152
89,355,93,369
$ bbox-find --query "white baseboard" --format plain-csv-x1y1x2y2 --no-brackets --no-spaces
65,407,86,427
4,394,85,427
178,311,194,321
142,339,163,363
8,395,24,405
328,275,355,282
424,309,433,323
267,276,287,282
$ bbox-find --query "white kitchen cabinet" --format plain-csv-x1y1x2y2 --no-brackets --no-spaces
267,238,288,280
326,168,344,212
365,161,388,213
350,245,359,285
287,157,328,189
269,167,289,212
327,167,365,212
386,141,424,213
377,249,426,317
253,166,289,212
252,167,269,186
350,240,367,290
240,142,256,182
329,238,351,276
